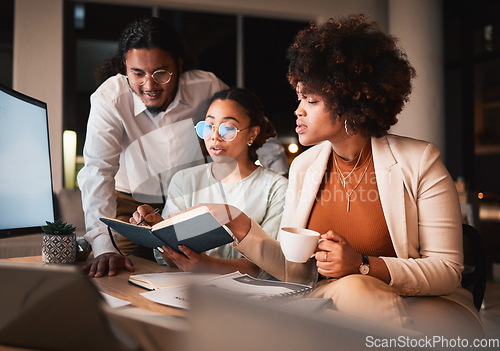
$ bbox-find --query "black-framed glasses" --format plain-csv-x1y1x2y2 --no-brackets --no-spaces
195,121,250,142
126,70,173,86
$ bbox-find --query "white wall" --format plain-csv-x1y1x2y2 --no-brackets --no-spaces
388,0,445,155
13,0,64,192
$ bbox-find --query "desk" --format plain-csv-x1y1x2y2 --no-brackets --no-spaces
0,255,185,318
0,256,191,351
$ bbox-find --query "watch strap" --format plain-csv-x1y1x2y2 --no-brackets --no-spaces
361,254,369,265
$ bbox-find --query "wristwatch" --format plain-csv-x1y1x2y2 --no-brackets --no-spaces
359,254,370,275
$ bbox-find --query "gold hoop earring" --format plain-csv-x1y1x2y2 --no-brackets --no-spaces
344,119,351,137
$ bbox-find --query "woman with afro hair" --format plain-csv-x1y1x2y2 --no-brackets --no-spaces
152,15,483,337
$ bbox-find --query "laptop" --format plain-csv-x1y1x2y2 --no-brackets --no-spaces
186,285,425,351
0,262,129,351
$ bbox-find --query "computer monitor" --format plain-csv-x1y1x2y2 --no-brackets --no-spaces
0,83,55,238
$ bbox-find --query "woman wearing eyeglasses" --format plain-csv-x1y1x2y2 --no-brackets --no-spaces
132,88,288,277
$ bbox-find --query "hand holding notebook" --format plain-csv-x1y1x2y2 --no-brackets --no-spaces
100,206,234,254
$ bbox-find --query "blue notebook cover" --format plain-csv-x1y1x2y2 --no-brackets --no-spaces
100,206,233,253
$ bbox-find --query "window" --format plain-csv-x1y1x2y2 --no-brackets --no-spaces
63,2,151,154
243,16,307,141
0,0,14,87
444,0,500,193
63,1,307,157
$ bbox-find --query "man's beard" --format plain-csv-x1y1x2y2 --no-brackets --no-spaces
146,106,163,115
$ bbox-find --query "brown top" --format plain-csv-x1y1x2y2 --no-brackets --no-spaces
307,141,396,257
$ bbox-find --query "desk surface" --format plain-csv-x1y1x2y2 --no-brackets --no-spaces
0,255,185,318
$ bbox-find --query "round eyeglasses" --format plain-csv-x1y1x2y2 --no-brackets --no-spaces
195,121,251,142
126,69,173,86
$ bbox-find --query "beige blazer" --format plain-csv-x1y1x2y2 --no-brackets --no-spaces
236,135,478,316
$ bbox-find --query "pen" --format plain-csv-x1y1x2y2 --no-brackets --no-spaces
138,208,160,226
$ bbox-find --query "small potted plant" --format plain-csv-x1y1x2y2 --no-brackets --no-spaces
41,219,77,264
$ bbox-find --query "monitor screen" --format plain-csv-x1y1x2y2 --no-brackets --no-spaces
0,83,55,238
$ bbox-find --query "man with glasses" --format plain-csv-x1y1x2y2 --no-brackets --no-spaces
78,17,287,277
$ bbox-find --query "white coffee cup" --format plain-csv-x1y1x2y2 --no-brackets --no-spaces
279,227,322,263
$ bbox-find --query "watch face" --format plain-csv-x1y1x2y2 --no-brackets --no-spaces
359,264,370,275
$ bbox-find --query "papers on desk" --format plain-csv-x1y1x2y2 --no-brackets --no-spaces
139,271,314,309
142,285,191,309
100,292,131,308
129,271,221,290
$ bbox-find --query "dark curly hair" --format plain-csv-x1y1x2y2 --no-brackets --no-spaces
95,17,185,85
118,17,185,63
287,14,416,138
209,88,277,162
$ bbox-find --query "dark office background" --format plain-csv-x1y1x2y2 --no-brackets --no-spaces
2,1,499,194
1,1,500,258
443,0,500,196
61,2,307,156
